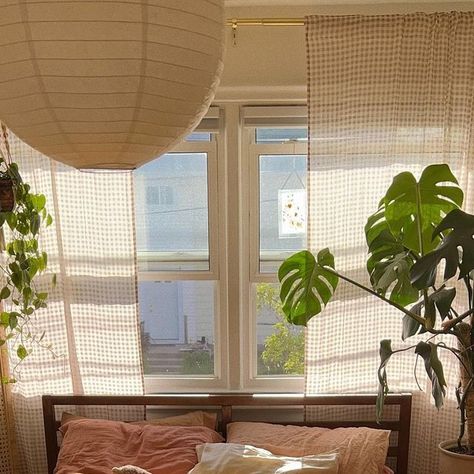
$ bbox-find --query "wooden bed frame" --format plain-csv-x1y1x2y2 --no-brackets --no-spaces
42,393,412,474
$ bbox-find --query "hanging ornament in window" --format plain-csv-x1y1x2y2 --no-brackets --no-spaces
0,1,224,169
278,189,307,238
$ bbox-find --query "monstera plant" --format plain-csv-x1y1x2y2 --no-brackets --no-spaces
279,164,474,462
0,151,53,382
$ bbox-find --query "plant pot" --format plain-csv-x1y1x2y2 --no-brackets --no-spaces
0,178,14,212
438,439,474,474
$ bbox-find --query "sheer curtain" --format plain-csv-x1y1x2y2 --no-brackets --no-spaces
0,132,145,473
305,12,474,474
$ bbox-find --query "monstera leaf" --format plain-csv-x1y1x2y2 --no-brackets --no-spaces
415,341,447,409
411,209,474,289
278,249,339,326
383,164,463,255
402,287,455,339
366,208,418,306
376,339,393,422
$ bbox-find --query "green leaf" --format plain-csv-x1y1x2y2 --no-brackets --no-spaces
0,212,7,227
0,287,10,300
5,212,17,230
415,341,447,409
10,270,23,290
430,287,456,321
26,239,38,252
46,214,53,226
16,345,28,360
31,194,46,212
22,287,32,306
12,239,24,254
7,162,22,183
410,209,474,288
40,252,48,271
0,312,9,327
402,310,427,340
383,164,463,255
403,287,454,336
366,206,419,307
16,221,29,236
8,312,19,330
30,213,40,235
278,249,339,326
376,339,393,422
27,258,38,279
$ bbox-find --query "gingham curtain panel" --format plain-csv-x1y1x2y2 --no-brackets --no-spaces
305,12,474,474
0,132,145,474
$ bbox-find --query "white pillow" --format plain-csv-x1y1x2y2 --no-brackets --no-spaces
188,443,340,473
112,466,151,474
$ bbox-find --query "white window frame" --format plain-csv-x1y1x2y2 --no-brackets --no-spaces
141,104,308,394
241,109,307,393
142,109,229,393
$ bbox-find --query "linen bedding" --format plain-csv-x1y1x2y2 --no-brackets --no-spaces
55,417,223,474
54,416,393,474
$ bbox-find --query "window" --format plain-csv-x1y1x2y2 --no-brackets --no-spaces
135,105,307,392
243,113,308,391
134,110,224,392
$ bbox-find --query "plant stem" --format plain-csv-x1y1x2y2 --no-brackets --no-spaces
442,308,474,330
324,266,450,334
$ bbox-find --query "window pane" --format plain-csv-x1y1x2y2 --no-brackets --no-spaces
135,153,210,271
256,128,307,143
140,280,215,375
259,155,307,273
254,283,304,376
186,132,212,142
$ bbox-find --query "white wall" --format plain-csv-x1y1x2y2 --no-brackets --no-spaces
217,2,474,102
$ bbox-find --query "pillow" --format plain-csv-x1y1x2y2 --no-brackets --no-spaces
227,422,390,474
131,411,217,430
61,410,217,430
55,418,223,474
188,443,340,473
112,467,151,474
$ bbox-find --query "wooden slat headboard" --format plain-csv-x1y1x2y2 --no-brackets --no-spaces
42,393,412,474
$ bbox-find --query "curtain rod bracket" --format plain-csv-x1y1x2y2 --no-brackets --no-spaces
231,19,238,46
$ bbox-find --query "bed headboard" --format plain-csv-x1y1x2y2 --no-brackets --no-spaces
42,392,412,474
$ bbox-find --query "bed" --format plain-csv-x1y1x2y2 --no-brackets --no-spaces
42,393,412,474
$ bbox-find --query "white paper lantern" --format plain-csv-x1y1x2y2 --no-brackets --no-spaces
0,0,224,169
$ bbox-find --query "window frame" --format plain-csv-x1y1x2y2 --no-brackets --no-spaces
140,126,230,393
241,120,307,393
140,104,308,394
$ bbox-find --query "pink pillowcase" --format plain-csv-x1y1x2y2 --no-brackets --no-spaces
55,418,223,474
227,422,390,474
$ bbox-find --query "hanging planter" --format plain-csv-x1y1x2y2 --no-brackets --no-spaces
0,0,225,170
0,176,14,212
0,126,54,383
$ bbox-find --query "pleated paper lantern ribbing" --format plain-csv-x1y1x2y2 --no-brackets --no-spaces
0,1,224,169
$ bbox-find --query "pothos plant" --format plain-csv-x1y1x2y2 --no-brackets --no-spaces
278,164,474,454
0,151,54,383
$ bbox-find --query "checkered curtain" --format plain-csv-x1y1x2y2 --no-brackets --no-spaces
0,133,144,473
305,12,474,474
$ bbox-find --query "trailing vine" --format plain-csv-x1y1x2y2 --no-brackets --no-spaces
0,128,54,382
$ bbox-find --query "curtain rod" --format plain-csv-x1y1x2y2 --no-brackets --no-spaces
226,18,305,27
